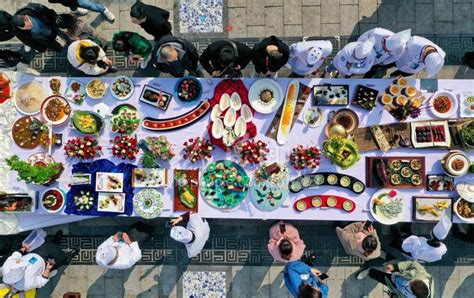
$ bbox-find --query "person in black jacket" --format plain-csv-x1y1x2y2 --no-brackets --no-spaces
199,40,252,78
48,0,115,21
0,11,15,42
252,35,289,77
130,1,171,41
13,3,67,53
152,35,202,77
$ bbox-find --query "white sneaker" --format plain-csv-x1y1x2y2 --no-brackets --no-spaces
103,8,115,21
23,45,31,53
72,7,88,16
140,55,151,69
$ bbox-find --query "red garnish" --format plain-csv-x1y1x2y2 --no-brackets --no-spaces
235,139,269,165
64,136,102,160
110,135,139,160
288,145,321,170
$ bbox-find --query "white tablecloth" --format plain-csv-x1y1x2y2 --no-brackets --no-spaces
5,75,474,230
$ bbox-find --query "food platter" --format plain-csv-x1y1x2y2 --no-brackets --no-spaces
110,104,140,134
352,85,379,110
143,101,210,131
174,169,199,212
294,195,356,213
410,121,451,148
312,85,349,106
175,77,202,103
454,198,474,223
427,175,454,192
40,95,71,126
200,160,249,210
289,172,365,194
111,76,134,100
366,157,425,189
277,80,299,145
413,196,451,222
370,188,405,225
460,92,474,117
139,84,172,111
72,187,95,211
132,168,168,188
41,188,65,213
330,108,359,134
95,172,123,193
250,163,289,212
430,91,458,118
64,80,86,105
71,110,104,135
97,193,125,213
441,151,470,177
303,107,323,128
12,116,45,149
15,81,47,115
86,79,107,99
248,78,284,114
133,189,163,219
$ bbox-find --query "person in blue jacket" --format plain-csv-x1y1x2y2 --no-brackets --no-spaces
283,260,329,298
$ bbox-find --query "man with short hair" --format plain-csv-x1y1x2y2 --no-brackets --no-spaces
130,1,171,41
252,35,289,77
199,40,252,78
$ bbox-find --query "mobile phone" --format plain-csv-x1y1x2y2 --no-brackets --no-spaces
364,221,373,230
318,273,329,280
279,223,286,233
117,231,123,240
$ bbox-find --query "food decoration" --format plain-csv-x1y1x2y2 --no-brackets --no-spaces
312,85,348,106
182,137,214,163
71,110,104,135
15,81,47,115
0,195,34,213
366,157,425,189
97,193,125,213
277,80,299,145
427,175,454,192
248,78,284,114
460,92,474,117
441,151,470,177
303,107,323,128
370,188,404,225
329,108,359,134
142,100,210,131
132,168,168,188
49,78,61,95
175,77,202,102
414,196,451,221
86,79,107,99
64,136,102,160
411,121,451,148
139,136,175,168
110,135,139,160
40,95,71,126
110,104,140,134
460,121,474,149
174,169,199,211
71,173,91,185
323,136,360,170
6,154,64,185
294,195,355,212
96,172,124,193
200,160,249,210
430,91,458,118
73,189,95,211
250,162,289,212
288,145,321,170
64,80,85,105
133,189,164,219
41,188,65,213
139,84,172,111
289,172,365,194
111,76,134,100
234,139,269,165
352,85,379,110
0,72,11,104
381,81,423,121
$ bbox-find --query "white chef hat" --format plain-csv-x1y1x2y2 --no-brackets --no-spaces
2,256,27,284
170,226,193,244
306,47,323,66
385,29,411,52
354,37,376,60
432,215,452,240
96,244,117,267
425,51,445,78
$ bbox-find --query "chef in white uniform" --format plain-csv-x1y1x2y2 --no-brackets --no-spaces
96,232,142,270
170,212,210,259
358,28,411,66
332,37,376,77
394,35,446,78
287,39,333,77
401,216,451,263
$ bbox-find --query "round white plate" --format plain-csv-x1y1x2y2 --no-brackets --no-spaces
110,76,134,101
430,91,458,118
369,188,405,225
248,79,284,114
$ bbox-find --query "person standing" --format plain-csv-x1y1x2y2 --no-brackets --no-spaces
392,35,445,78
0,10,15,42
112,31,153,69
336,221,381,262
48,0,115,21
283,260,329,298
267,221,306,263
332,38,377,77
287,39,333,77
152,35,202,77
130,1,171,41
170,212,210,259
57,13,107,48
199,40,252,78
252,35,289,77
67,39,116,75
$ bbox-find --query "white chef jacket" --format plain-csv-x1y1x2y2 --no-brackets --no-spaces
184,213,210,258
4,252,49,291
333,41,376,76
395,36,446,74
402,236,447,262
287,40,333,75
96,236,142,270
358,28,403,65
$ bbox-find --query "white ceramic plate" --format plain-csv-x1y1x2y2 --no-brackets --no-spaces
133,189,163,219
369,188,405,225
110,76,134,101
430,91,458,118
454,197,474,223
248,79,284,114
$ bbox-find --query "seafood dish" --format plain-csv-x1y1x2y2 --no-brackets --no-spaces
40,95,71,126
95,172,124,193
352,85,379,110
133,189,163,219
312,85,348,106
97,193,125,213
15,81,47,115
277,80,299,145
143,101,210,131
411,121,451,148
289,172,365,194
175,77,201,102
111,76,134,100
71,110,104,135
294,195,356,213
414,196,451,222
71,173,91,185
250,163,290,212
86,79,107,99
139,85,172,111
41,188,65,213
370,189,405,225
248,79,284,114
430,91,457,118
132,168,168,188
366,157,425,188
110,104,140,134
427,175,454,192
174,169,199,211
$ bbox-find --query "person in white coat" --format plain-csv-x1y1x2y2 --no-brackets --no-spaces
358,28,411,77
287,39,333,77
392,35,446,78
67,39,116,75
170,212,210,259
331,37,376,77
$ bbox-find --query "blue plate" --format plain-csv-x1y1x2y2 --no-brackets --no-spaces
174,76,202,103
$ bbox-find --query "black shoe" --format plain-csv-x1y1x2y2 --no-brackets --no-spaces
66,247,80,262
53,230,64,244
108,66,118,73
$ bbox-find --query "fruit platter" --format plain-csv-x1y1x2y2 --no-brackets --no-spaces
312,85,348,106
410,121,451,148
430,91,458,119
248,78,284,114
294,195,356,213
110,104,140,134
366,157,425,189
427,175,454,192
40,95,71,126
370,188,405,225
86,79,107,99
15,81,47,115
174,169,199,212
41,188,65,213
97,193,125,213
289,172,365,194
250,163,290,212
111,76,134,100
175,77,202,102
352,84,379,110
413,196,451,222
133,189,163,219
200,160,249,210
139,84,172,111
71,110,104,135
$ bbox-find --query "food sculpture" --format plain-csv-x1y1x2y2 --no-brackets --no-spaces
143,101,210,131
174,169,199,211
323,136,361,169
6,155,64,186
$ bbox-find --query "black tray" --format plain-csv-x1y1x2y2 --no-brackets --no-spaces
352,85,379,110
288,172,366,194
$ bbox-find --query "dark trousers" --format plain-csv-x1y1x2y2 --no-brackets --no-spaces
369,269,392,286
128,222,154,247
390,223,413,257
33,243,70,270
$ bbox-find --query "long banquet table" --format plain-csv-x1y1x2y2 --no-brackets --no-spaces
3,75,474,232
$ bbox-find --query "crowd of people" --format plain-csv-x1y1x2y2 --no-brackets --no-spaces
0,1,448,78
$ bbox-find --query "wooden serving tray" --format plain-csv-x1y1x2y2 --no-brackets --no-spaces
366,156,426,189
294,195,356,213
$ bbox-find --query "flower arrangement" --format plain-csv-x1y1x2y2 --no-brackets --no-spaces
6,155,64,185
64,136,102,160
182,137,214,163
111,135,139,160
235,139,269,165
288,145,321,170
